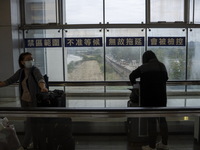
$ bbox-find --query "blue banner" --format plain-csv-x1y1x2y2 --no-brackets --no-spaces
24,38,62,48
106,37,144,47
65,37,102,47
148,37,185,46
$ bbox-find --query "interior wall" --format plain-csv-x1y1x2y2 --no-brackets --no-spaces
0,0,21,99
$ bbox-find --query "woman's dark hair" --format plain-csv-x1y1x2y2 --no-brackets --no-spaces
18,52,32,68
142,50,158,64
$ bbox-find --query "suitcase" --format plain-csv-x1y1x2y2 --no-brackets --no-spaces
36,90,66,107
31,117,75,150
126,117,148,143
127,84,148,143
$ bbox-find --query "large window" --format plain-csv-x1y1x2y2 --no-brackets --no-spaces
65,0,103,24
22,0,200,83
65,29,104,81
188,28,200,80
147,28,186,81
105,28,145,81
194,0,200,23
105,0,145,24
25,29,64,81
150,0,184,22
24,0,57,24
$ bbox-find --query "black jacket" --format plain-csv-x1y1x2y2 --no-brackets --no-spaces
4,66,44,107
129,59,168,107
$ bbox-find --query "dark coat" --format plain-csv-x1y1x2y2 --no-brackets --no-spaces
4,66,44,107
129,59,168,107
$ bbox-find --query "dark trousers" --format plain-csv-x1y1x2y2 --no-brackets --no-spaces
21,100,34,148
148,117,168,148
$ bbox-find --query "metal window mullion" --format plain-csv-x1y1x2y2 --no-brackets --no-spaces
145,0,150,53
57,0,64,24
62,29,66,84
146,0,150,24
103,0,105,25
20,0,26,25
145,28,148,52
185,28,189,92
193,0,195,23
103,0,106,95
184,0,190,24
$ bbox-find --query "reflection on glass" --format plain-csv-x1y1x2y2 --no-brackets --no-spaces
150,0,184,22
105,0,145,23
25,0,57,24
65,29,104,81
65,0,103,24
106,29,145,81
147,28,186,81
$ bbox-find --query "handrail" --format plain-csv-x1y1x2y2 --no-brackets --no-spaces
12,81,200,87
1,107,200,118
48,80,200,86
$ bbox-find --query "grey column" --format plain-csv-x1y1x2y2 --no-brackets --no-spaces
0,0,22,100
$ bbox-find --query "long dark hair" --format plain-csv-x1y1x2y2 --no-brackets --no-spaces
142,50,158,64
18,52,32,68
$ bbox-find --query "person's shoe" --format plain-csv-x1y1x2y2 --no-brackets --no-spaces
156,142,169,150
22,147,27,150
142,145,156,150
17,146,25,150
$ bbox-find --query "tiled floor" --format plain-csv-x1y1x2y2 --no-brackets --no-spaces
74,134,200,150
17,134,200,150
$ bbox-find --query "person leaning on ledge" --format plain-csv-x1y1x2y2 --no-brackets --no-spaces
129,50,169,150
0,52,48,149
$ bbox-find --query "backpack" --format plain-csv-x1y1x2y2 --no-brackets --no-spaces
31,67,49,90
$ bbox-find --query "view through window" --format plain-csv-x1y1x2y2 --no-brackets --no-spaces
23,0,200,87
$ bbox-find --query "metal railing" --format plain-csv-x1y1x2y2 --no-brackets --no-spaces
0,107,200,118
47,80,200,86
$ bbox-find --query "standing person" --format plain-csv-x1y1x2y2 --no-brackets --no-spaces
129,50,169,150
0,52,48,149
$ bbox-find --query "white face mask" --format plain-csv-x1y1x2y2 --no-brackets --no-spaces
24,60,34,68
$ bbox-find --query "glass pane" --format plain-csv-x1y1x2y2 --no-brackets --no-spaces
188,28,200,80
189,0,194,23
24,0,57,24
65,29,104,81
167,99,186,107
65,0,103,24
150,0,184,22
194,0,200,23
147,28,186,81
187,99,200,107
105,28,145,81
105,0,145,23
25,29,64,81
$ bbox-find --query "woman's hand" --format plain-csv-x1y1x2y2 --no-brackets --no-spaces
41,87,48,92
39,82,48,92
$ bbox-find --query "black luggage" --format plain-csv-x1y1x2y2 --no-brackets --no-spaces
127,84,148,143
33,90,74,150
36,90,66,107
31,117,75,150
127,87,140,107
126,117,148,143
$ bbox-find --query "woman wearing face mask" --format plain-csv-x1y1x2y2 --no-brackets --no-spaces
0,52,48,149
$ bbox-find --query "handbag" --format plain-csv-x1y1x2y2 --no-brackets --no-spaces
0,117,24,150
